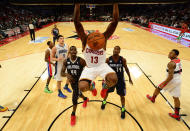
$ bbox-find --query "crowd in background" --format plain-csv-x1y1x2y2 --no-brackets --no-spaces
0,3,190,41
120,4,190,29
0,5,55,41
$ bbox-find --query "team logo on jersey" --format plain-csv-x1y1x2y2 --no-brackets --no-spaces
86,48,103,55
67,30,119,40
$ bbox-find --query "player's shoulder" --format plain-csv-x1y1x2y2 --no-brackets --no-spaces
108,56,112,59
79,56,84,61
168,61,176,68
120,56,127,64
64,43,69,48
45,48,50,53
79,57,86,64
118,56,125,61
52,46,57,49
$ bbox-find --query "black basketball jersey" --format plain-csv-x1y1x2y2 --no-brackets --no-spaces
66,57,83,83
108,56,124,80
52,28,59,36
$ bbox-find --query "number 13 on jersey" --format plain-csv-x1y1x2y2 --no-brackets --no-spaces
91,56,98,64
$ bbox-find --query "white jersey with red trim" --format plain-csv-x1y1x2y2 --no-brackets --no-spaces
166,58,182,78
83,45,106,67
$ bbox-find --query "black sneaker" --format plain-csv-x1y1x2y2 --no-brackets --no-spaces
101,100,107,110
121,107,125,119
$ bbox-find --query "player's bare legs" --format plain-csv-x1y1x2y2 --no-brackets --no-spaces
79,80,97,96
168,97,181,120
147,49,182,121
101,72,118,98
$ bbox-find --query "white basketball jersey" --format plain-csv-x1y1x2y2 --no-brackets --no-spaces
83,45,106,67
55,44,68,64
166,58,182,78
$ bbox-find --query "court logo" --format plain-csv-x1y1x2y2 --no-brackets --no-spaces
29,37,49,44
123,28,134,32
67,30,119,40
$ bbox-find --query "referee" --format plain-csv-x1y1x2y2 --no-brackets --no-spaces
29,21,35,41
51,24,59,44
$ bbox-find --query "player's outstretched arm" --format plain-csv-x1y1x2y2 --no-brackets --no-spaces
74,4,87,45
123,58,133,85
103,3,119,40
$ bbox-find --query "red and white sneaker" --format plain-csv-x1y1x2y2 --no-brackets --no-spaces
83,98,89,108
169,113,181,121
146,94,155,103
91,89,97,96
101,88,108,98
71,115,76,126
90,81,97,96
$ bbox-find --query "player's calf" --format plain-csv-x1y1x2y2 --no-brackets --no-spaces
79,81,90,92
120,96,126,119
79,80,97,96
105,73,118,87
101,73,117,98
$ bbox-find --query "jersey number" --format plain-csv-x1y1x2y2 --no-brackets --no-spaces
91,56,98,64
116,67,122,72
71,70,77,75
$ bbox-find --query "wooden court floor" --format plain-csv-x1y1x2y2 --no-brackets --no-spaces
0,22,190,131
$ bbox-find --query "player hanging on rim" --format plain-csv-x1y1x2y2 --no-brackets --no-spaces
147,49,182,121
61,46,89,126
73,3,119,98
101,46,133,119
44,41,54,93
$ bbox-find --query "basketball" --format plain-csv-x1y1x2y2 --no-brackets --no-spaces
87,32,105,50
